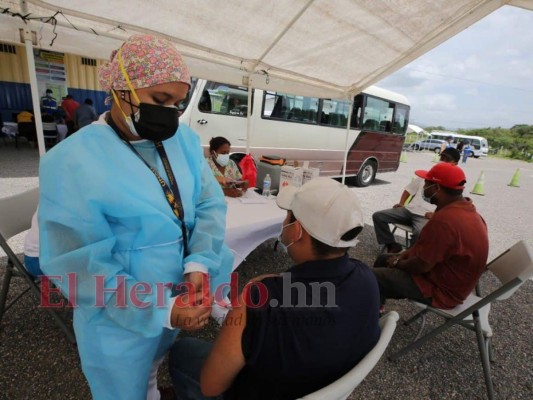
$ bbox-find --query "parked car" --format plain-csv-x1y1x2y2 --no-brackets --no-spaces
410,139,446,153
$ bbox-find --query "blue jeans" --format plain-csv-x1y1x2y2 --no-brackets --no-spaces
24,255,43,277
169,337,223,400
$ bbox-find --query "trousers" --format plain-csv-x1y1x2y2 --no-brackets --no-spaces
373,255,432,306
372,207,428,245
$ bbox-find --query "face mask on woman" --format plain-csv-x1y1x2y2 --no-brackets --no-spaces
124,96,180,142
214,153,230,167
113,48,181,142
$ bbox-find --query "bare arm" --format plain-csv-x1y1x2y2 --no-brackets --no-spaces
200,295,247,396
393,190,411,208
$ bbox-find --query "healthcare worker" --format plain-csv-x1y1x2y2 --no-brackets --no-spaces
38,34,233,400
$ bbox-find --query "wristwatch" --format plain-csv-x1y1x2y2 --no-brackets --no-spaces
392,257,400,268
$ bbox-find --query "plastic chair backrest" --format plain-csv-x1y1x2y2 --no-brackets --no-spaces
0,187,39,240
487,240,533,300
299,311,399,400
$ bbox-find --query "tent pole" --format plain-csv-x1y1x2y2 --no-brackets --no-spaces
20,2,46,156
245,76,252,154
341,97,354,185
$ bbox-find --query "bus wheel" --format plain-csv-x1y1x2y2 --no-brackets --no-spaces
355,161,377,187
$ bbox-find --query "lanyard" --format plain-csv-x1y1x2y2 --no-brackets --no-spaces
107,116,188,256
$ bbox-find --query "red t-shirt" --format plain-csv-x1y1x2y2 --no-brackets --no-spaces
410,198,488,308
62,98,80,121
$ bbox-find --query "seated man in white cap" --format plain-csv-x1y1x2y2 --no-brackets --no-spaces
373,163,489,310
169,177,381,399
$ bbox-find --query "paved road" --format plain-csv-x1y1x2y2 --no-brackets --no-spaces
0,145,531,399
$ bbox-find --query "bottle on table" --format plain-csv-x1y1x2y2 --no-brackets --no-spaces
262,174,271,197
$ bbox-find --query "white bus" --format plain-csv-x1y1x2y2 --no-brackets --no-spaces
179,78,410,186
430,131,489,158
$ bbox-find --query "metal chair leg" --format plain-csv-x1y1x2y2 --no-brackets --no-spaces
389,310,471,361
487,337,494,363
404,309,428,326
0,262,15,321
474,310,495,400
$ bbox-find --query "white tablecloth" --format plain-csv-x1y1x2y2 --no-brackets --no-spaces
225,191,285,269
1,122,68,141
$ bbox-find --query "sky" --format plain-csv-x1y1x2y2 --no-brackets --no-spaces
376,5,533,131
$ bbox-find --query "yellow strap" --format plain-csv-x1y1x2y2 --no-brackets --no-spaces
117,48,141,104
110,89,127,119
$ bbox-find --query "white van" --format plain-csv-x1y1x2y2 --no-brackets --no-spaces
179,78,411,186
430,131,489,158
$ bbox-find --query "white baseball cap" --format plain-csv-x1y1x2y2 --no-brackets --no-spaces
276,177,364,248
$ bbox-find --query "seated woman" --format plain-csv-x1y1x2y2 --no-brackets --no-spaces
207,136,249,197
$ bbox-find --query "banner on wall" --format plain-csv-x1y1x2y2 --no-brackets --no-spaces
34,49,67,113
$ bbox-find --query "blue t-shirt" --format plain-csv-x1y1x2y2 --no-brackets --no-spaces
226,255,381,400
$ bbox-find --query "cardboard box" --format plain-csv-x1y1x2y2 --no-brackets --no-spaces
279,166,303,192
302,167,320,184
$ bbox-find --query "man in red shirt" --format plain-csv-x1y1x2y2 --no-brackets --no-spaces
373,162,489,309
61,94,80,135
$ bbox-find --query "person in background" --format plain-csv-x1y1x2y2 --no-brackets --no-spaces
40,89,57,114
207,136,249,197
169,178,380,400
373,163,488,310
61,94,80,135
39,34,233,400
16,109,34,123
456,140,465,153
372,148,461,253
74,98,99,130
440,135,453,153
462,142,472,164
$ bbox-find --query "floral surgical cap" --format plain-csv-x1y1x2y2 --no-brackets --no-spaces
98,34,191,92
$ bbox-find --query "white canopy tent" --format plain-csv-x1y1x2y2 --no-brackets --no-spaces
1,0,532,157
406,124,430,149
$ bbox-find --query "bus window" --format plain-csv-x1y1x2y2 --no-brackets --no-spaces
393,104,409,135
200,81,251,117
322,99,349,127
363,96,393,132
263,91,319,124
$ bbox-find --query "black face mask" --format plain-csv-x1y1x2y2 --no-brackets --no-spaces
130,103,180,142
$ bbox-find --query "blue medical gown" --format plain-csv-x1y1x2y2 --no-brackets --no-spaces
39,122,233,399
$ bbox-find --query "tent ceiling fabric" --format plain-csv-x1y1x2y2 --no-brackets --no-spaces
0,0,524,98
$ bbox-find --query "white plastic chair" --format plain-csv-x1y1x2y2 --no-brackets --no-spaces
389,241,533,400
0,187,75,343
299,311,399,400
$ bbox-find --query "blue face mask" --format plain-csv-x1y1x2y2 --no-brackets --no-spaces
277,221,301,253
422,184,438,203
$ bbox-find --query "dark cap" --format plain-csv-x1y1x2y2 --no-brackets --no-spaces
440,147,460,163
